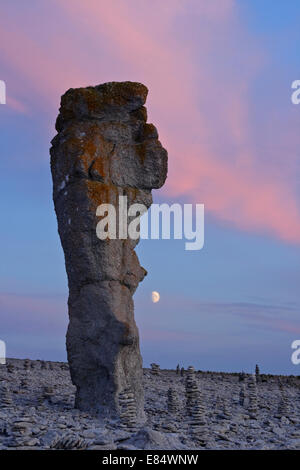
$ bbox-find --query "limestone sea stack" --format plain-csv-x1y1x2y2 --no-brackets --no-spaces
50,82,168,421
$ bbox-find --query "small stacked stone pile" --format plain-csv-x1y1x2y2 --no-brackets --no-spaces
221,397,232,420
186,383,200,416
20,378,28,390
230,422,239,434
187,366,195,378
188,392,208,446
238,371,246,382
176,364,180,375
150,363,160,375
0,383,13,408
255,364,260,383
214,395,222,413
180,367,185,377
0,367,6,381
157,387,181,433
167,387,180,414
239,383,246,407
23,359,30,371
276,381,290,419
118,388,137,430
42,386,54,403
0,418,6,435
9,419,34,447
190,398,206,426
185,366,199,415
6,363,14,374
247,374,258,419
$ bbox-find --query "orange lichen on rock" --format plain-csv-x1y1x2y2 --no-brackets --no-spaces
86,180,118,208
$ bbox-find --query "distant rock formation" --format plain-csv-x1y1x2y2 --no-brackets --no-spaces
50,81,168,420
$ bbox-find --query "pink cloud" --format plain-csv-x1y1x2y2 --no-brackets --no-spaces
0,0,299,243
0,17,88,110
269,320,300,336
0,292,67,333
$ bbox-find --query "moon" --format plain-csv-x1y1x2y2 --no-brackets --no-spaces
151,291,160,303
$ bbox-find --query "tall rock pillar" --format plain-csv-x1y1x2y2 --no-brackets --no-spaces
50,82,168,420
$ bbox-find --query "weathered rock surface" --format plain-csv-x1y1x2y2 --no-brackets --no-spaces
1,360,300,450
50,82,168,420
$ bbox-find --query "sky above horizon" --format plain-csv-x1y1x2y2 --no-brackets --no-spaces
0,0,300,374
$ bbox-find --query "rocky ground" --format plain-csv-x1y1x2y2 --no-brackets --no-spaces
0,358,300,450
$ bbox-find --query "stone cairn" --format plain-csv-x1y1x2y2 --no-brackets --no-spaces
239,383,246,407
214,394,223,413
247,374,258,419
20,378,28,390
176,364,180,375
118,387,137,430
50,81,168,420
156,387,180,433
150,363,160,376
276,381,290,418
190,397,206,426
220,397,231,420
255,364,260,383
23,359,30,371
180,367,185,377
42,386,55,404
0,383,13,408
238,371,246,382
8,417,38,448
167,387,180,414
151,385,180,433
188,390,208,446
0,418,6,435
185,366,200,415
6,362,14,374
